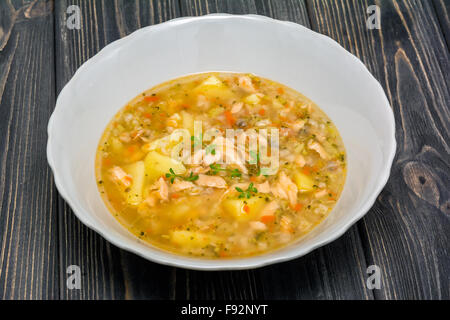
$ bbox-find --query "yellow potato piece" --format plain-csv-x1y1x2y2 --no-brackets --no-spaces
124,161,145,205
194,76,233,100
170,230,210,248
244,93,263,105
294,171,315,192
201,75,223,87
144,151,186,182
110,137,124,154
222,196,266,221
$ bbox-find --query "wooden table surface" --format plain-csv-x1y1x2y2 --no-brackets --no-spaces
0,0,448,300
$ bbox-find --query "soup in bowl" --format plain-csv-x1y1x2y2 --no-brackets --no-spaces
47,14,396,270
96,72,346,258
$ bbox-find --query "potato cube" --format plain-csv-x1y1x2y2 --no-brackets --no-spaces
201,75,223,87
144,151,186,182
110,137,124,154
244,93,263,105
170,230,210,248
222,196,266,221
194,76,233,100
124,161,145,205
294,171,315,192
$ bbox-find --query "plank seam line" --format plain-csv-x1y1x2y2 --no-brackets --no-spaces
303,0,314,29
51,0,62,301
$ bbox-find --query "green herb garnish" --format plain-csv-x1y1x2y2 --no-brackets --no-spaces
229,168,242,178
209,163,224,175
209,164,242,178
235,183,258,199
165,168,199,184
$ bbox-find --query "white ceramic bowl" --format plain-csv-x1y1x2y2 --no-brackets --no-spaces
47,14,396,270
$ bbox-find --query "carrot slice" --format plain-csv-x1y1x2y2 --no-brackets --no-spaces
258,108,266,116
224,110,236,126
302,166,311,175
102,157,112,167
261,215,275,224
124,176,133,183
144,95,159,102
243,204,250,213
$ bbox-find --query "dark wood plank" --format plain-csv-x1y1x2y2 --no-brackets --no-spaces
0,0,58,299
432,0,450,48
178,0,373,300
54,0,181,299
307,0,449,299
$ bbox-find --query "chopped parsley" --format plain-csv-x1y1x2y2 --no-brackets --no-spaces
165,168,199,184
209,164,241,178
235,183,258,199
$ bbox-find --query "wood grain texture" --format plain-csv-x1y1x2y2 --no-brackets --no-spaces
307,0,449,299
0,0,57,299
432,0,450,48
54,0,181,300
0,0,448,300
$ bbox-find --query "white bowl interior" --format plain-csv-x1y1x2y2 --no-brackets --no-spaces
48,15,395,270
